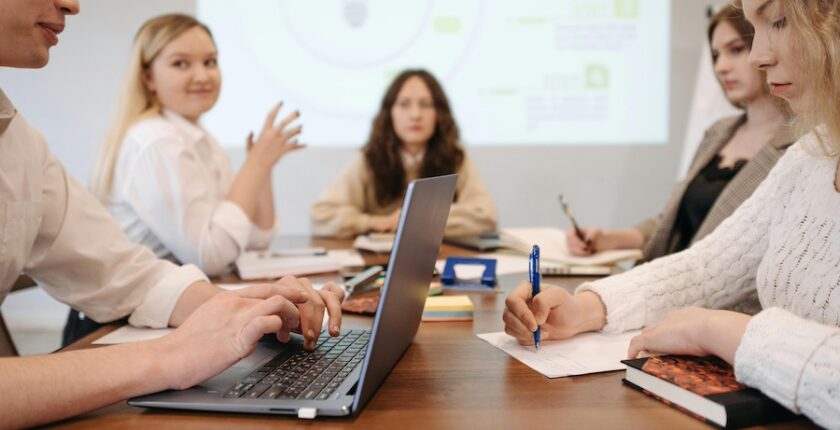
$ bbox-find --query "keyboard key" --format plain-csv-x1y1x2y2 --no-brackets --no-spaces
301,389,320,400
244,383,271,399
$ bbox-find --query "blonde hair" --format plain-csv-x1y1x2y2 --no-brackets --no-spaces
90,14,214,202
777,0,840,156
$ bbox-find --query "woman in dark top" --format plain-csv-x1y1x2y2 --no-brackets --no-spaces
568,3,794,261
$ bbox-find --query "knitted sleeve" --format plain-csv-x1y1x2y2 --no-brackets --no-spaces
576,144,806,332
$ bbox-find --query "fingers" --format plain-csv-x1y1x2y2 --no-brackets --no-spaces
628,333,647,359
504,281,539,332
503,308,535,345
295,277,326,350
319,282,344,336
566,229,590,256
243,294,301,332
275,110,301,133
246,132,254,151
262,102,283,134
530,286,571,325
280,125,303,143
239,315,284,356
234,283,308,304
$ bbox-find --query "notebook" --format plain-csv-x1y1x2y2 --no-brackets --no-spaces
235,251,341,280
500,227,643,266
622,355,794,428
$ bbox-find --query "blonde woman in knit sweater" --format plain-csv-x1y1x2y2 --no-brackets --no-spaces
310,69,497,238
503,1,839,427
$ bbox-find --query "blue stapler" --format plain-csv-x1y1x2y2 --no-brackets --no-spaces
440,257,498,292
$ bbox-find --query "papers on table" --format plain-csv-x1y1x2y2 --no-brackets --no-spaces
352,233,394,253
235,251,341,280
477,330,641,378
501,227,642,266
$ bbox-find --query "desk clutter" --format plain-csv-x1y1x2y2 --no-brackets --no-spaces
234,249,365,280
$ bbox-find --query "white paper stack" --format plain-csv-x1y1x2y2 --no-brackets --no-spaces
235,251,341,280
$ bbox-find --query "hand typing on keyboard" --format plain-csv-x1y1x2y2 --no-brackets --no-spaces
153,275,346,391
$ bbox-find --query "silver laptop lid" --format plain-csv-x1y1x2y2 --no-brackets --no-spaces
351,174,456,413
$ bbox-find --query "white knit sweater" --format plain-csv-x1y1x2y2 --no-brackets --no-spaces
578,134,840,429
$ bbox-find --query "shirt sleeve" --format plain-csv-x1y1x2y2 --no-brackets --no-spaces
575,144,806,333
445,156,498,237
120,137,253,276
24,152,207,328
247,219,278,250
734,307,840,429
310,153,371,238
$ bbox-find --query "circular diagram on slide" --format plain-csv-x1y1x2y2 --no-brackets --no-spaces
232,0,484,117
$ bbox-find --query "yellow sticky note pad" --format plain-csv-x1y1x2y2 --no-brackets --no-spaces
422,295,473,321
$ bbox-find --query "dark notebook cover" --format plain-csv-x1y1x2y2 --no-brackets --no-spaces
622,355,795,429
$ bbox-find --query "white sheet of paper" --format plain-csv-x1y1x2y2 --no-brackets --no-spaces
477,330,641,378
326,249,365,268
215,282,327,291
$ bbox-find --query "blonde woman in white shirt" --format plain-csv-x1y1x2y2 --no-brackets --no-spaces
503,0,839,427
91,14,303,276
0,1,344,427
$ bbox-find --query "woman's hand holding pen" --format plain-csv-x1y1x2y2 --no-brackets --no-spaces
566,227,602,256
503,282,607,345
566,228,647,256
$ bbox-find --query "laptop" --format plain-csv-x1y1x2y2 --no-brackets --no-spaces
129,174,457,418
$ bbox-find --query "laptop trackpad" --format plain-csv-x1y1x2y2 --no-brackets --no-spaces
200,341,291,391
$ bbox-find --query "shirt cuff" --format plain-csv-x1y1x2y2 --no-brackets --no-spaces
734,307,839,414
212,201,253,253
575,272,646,333
127,263,207,328
248,218,278,250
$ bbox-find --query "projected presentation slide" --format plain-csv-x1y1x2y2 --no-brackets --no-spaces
198,0,670,146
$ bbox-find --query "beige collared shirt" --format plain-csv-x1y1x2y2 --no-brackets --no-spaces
108,110,277,276
0,89,206,328
310,149,498,238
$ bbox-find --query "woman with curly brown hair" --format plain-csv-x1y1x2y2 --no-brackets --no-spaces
311,69,497,238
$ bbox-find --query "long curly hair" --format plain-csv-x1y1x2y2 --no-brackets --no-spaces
363,69,464,207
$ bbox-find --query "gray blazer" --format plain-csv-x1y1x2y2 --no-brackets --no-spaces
635,114,797,314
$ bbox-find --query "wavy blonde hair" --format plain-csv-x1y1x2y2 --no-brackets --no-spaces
777,0,840,156
90,14,213,202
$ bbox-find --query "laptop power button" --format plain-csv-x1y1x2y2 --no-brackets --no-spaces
297,407,317,419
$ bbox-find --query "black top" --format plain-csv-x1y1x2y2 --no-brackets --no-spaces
673,154,747,253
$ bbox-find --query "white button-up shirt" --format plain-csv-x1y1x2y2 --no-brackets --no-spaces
108,110,276,276
0,89,207,328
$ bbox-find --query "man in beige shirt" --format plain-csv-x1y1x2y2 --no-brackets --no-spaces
0,1,344,427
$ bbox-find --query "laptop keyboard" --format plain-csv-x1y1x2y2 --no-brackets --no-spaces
224,330,370,401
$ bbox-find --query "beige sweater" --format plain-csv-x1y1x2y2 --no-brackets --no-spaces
311,152,497,238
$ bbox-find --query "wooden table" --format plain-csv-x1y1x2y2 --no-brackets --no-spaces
52,238,816,429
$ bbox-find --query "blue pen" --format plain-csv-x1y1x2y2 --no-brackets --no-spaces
529,245,541,351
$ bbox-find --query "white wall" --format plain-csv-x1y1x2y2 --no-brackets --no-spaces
0,1,708,352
